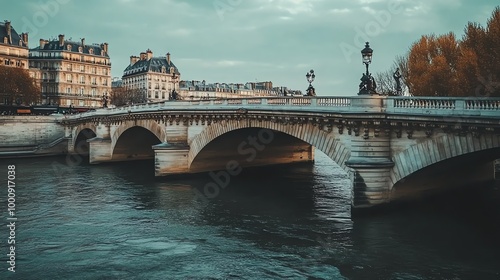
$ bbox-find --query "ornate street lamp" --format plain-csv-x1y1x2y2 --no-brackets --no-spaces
305,69,316,96
361,42,373,75
358,42,376,95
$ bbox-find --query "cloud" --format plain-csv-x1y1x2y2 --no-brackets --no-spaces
3,0,499,96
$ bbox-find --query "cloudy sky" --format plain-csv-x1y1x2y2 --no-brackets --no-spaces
2,0,497,95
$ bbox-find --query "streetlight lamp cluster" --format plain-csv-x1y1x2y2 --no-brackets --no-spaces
299,41,407,96
305,69,316,96
358,42,377,95
302,42,385,97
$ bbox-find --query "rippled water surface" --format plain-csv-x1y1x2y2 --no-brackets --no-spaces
1,152,500,279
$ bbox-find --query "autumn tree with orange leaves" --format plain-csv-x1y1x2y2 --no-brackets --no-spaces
382,6,500,97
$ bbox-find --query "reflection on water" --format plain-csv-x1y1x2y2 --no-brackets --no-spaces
1,152,499,279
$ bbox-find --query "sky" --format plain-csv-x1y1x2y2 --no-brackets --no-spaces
1,0,497,95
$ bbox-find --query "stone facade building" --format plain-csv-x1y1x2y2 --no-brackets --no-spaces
122,49,180,102
29,34,111,108
0,20,42,104
0,20,29,69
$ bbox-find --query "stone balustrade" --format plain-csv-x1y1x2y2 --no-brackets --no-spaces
65,96,500,122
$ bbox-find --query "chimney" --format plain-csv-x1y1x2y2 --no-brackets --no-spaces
5,21,11,43
5,21,11,36
22,33,28,46
146,49,153,60
58,34,64,47
140,52,146,60
103,42,108,54
130,55,139,65
40,38,46,49
81,37,85,47
167,52,171,65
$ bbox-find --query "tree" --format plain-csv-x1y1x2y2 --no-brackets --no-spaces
110,86,146,106
462,6,500,97
0,66,40,105
406,33,463,96
381,6,500,97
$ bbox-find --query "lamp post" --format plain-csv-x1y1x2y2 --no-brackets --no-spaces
358,42,377,95
305,69,316,96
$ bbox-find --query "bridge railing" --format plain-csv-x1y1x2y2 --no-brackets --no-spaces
465,99,500,110
386,96,500,116
61,96,500,121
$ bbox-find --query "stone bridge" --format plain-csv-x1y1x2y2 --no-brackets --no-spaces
60,96,500,211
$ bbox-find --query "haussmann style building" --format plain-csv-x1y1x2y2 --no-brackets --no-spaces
122,49,180,102
29,34,111,108
0,20,29,69
0,20,42,104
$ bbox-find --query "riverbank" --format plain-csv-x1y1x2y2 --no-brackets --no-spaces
0,115,67,158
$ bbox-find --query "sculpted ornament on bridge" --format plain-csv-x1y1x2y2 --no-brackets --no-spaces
61,96,500,212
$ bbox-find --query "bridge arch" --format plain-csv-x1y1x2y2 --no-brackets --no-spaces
188,119,351,172
111,119,166,153
110,120,165,161
391,133,500,185
72,123,97,154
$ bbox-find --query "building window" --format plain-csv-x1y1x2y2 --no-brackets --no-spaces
80,65,85,72
66,74,72,82
66,87,71,94
80,87,84,95
80,76,85,84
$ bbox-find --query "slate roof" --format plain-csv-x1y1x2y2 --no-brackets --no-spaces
0,21,27,48
123,56,180,77
30,39,109,58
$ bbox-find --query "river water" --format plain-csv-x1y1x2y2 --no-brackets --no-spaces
1,152,500,279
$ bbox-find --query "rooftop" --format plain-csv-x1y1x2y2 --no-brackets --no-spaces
0,20,27,48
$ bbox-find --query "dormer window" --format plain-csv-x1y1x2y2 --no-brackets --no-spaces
162,66,166,73
78,46,83,53
3,37,8,44
89,48,94,55
170,67,175,74
67,44,72,51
